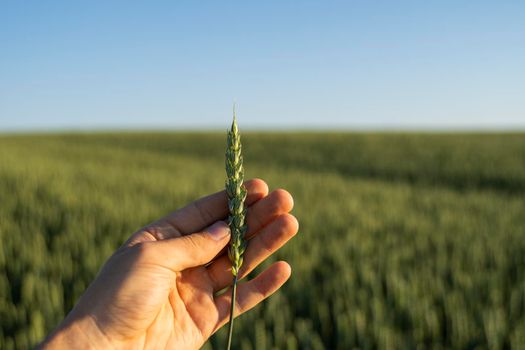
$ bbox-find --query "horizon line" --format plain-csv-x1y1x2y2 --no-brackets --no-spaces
1,123,525,135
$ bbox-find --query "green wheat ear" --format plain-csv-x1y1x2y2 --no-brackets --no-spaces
225,107,248,350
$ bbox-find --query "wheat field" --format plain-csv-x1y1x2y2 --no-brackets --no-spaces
1,132,524,349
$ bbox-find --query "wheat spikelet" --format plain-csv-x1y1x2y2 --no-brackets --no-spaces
225,108,247,350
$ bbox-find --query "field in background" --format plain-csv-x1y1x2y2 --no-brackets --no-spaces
1,132,525,349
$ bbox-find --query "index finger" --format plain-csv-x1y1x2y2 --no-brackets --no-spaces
128,178,269,243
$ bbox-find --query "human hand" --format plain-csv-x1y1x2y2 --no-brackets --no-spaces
40,179,298,350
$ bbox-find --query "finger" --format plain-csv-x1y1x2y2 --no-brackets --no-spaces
244,189,294,238
169,178,268,235
143,221,231,271
209,189,295,262
128,179,268,244
213,261,291,332
207,214,298,291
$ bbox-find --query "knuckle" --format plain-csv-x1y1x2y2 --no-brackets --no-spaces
193,201,215,225
182,235,206,260
252,279,269,301
260,228,275,254
132,241,154,261
184,235,201,250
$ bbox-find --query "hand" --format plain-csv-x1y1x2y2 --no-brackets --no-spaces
40,179,298,350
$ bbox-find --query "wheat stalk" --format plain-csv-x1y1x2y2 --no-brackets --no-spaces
225,107,248,350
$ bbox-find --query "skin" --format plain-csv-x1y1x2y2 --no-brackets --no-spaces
40,179,298,350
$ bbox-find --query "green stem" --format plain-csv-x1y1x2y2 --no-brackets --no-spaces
225,275,238,350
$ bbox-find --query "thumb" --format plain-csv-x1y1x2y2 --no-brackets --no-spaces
149,221,231,271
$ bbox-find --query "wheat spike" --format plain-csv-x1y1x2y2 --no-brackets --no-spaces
225,107,247,350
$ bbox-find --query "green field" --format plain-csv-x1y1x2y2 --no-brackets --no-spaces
1,132,525,349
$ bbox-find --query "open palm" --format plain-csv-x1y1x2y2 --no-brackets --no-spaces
44,179,297,350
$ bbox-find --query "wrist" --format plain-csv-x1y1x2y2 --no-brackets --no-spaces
39,315,112,350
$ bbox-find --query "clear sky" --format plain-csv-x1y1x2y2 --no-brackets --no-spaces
1,1,524,131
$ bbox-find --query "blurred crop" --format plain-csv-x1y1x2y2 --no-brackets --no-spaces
1,132,524,349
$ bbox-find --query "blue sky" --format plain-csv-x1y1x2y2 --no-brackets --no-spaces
1,1,524,131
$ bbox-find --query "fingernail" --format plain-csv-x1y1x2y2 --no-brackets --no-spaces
207,221,230,241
